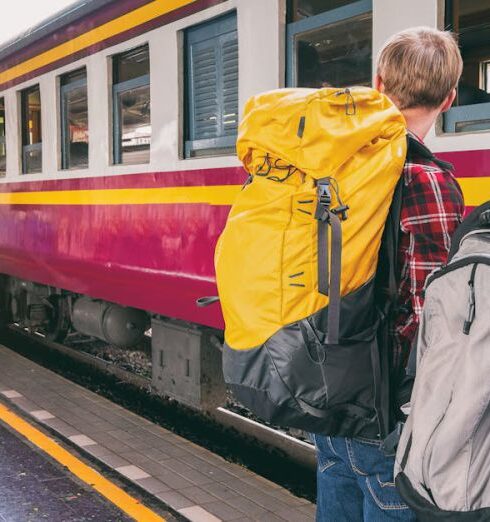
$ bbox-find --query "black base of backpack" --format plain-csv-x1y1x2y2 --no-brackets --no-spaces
396,473,490,521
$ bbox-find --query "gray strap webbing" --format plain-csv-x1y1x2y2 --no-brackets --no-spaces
297,398,372,421
318,220,329,296
326,211,342,345
196,296,220,307
406,335,418,377
381,421,404,456
400,433,412,471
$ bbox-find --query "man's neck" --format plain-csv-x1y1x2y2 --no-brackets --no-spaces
401,106,440,140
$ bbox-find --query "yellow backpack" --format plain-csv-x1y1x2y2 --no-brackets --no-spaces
215,87,408,437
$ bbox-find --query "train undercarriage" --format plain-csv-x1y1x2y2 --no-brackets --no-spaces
1,276,226,413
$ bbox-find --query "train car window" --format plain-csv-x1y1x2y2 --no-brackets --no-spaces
444,0,490,133
112,45,151,165
184,12,238,158
286,0,372,88
21,85,42,174
288,0,361,22
0,98,5,176
60,68,88,170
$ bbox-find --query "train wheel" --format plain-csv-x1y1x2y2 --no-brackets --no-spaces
45,296,70,342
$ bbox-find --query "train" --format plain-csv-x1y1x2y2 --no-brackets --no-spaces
0,0,488,410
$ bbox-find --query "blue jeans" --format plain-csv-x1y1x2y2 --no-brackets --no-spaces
313,435,416,522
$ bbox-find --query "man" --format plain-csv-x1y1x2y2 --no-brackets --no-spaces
313,27,465,521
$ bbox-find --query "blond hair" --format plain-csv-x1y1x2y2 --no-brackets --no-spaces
376,27,463,110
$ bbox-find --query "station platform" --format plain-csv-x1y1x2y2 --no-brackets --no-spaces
0,420,146,521
0,345,315,522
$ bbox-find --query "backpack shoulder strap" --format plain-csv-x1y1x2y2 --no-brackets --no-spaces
448,201,490,261
383,177,403,308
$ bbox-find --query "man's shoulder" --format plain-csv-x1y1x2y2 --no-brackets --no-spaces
402,153,465,216
403,154,460,193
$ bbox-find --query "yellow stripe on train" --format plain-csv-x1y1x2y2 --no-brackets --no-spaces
0,177,483,207
0,184,241,205
457,177,490,207
0,0,195,85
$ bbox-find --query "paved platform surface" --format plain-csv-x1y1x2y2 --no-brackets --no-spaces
0,421,134,522
0,345,315,521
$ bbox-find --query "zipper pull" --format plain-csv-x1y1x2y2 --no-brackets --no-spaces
463,264,478,335
344,88,356,116
334,88,356,115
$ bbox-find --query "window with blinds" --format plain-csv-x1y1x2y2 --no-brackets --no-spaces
185,12,239,158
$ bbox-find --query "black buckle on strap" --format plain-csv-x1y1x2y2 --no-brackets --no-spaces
315,178,350,221
315,180,332,221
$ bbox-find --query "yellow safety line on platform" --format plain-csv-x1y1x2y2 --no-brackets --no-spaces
0,403,166,522
0,184,241,206
0,0,195,85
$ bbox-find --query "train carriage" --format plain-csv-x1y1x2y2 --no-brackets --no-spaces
0,0,488,410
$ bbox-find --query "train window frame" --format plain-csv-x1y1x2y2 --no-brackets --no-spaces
184,11,239,159
483,60,490,93
111,44,151,166
20,84,42,175
286,0,373,87
443,0,490,134
0,97,5,177
60,67,89,170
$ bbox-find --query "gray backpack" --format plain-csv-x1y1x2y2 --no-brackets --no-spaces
395,204,490,521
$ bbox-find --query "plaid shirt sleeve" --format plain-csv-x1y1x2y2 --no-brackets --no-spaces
394,161,464,365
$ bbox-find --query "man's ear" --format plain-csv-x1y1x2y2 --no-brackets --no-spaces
374,74,384,92
440,88,457,113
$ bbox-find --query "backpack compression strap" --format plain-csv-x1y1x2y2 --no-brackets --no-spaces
315,178,344,345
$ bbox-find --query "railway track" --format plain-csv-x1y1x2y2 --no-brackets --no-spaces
0,325,316,501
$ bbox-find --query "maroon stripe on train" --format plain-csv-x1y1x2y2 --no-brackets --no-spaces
0,0,227,91
0,201,229,329
0,167,247,193
437,149,490,178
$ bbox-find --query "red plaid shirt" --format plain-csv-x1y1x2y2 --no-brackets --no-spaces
392,137,464,371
